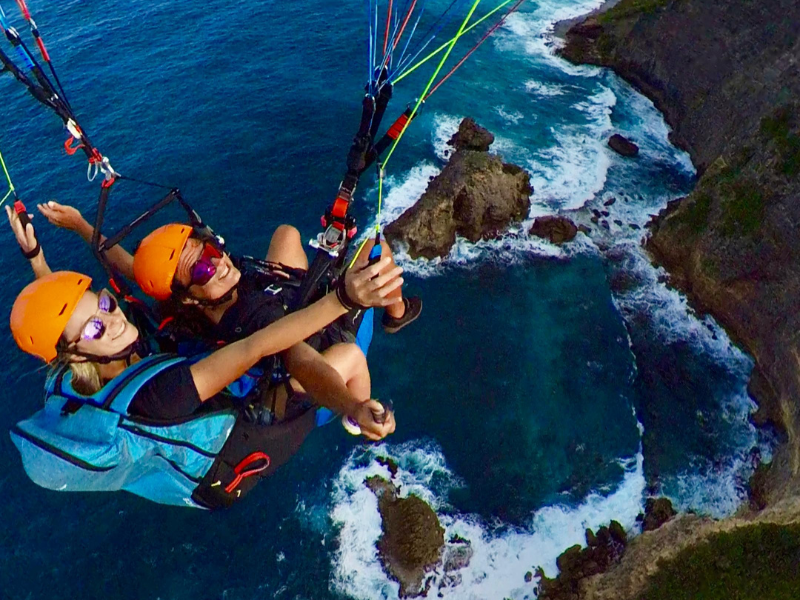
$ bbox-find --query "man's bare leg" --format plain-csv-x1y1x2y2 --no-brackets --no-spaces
285,342,371,401
266,225,309,271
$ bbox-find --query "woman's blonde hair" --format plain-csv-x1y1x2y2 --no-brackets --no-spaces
52,354,104,396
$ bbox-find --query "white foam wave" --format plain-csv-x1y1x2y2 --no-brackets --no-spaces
329,441,646,600
524,79,567,97
610,245,750,367
659,388,774,518
432,113,463,161
496,106,525,124
528,88,615,210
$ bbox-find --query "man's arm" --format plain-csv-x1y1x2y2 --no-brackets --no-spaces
38,201,135,280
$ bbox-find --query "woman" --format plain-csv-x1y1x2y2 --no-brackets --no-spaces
7,206,402,508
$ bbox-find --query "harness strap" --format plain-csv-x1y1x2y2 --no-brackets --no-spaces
223,452,271,494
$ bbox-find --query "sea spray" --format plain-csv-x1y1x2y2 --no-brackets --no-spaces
329,441,645,600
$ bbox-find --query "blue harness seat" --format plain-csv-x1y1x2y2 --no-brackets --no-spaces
10,355,237,508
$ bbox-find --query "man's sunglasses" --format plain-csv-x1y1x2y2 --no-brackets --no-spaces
190,241,223,287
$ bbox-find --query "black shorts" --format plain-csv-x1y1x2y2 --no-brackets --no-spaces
306,307,368,352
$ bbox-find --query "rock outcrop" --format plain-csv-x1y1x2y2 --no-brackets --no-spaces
561,0,800,480
529,215,580,245
536,521,628,600
607,134,639,157
366,476,445,597
637,497,677,532
384,118,532,259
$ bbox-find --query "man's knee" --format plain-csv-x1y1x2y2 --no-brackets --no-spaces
272,224,302,246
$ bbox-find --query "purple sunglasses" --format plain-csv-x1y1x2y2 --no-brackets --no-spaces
189,241,223,287
79,290,118,342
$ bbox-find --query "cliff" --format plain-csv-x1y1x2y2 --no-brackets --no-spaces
560,0,800,477
553,0,800,597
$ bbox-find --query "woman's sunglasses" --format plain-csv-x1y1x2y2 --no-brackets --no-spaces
189,241,223,287
79,290,118,342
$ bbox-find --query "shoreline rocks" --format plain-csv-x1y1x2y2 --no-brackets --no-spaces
548,0,800,596
366,476,444,597
384,118,532,259
529,215,580,245
536,521,628,600
637,497,677,532
560,0,800,487
608,134,639,157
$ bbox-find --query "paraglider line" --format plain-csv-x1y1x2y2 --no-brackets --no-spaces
394,0,516,84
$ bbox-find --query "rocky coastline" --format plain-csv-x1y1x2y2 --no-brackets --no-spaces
550,0,800,596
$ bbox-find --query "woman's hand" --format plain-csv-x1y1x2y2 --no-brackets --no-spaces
37,201,87,232
5,204,37,255
344,256,404,308
350,399,396,441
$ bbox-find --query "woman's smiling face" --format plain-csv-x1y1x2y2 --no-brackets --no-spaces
174,237,241,301
61,290,140,357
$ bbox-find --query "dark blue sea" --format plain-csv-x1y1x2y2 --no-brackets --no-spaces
0,1,772,598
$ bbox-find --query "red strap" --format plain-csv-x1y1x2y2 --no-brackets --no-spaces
35,37,50,62
224,452,271,494
64,137,84,156
331,197,349,219
387,114,409,139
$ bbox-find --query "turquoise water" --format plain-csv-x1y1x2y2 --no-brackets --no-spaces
0,0,769,598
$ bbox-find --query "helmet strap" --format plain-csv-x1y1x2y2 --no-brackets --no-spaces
59,338,145,365
177,282,239,308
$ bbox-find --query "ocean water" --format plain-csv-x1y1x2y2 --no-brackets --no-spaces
0,0,772,598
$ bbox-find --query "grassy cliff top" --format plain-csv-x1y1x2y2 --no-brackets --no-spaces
642,524,800,599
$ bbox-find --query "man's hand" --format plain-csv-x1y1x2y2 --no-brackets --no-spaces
349,399,396,441
37,201,88,232
344,256,404,308
5,204,37,254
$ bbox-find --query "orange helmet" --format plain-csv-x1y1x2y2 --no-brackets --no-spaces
10,271,93,363
133,223,193,301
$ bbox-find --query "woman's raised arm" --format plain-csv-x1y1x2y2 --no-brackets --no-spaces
5,205,52,279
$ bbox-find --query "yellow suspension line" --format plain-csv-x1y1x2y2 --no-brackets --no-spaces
393,0,515,85
352,0,486,268
0,147,17,207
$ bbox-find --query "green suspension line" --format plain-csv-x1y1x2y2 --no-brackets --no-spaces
393,0,516,85
0,147,17,207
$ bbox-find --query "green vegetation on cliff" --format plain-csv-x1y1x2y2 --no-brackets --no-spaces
674,192,712,235
599,0,670,23
641,524,800,600
761,105,800,178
